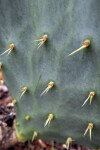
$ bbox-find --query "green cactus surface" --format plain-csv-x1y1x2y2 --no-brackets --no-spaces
0,0,100,148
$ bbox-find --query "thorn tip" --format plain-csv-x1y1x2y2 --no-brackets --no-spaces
32,131,38,141
20,86,28,98
33,34,48,49
82,91,95,107
65,137,73,150
0,43,14,56
68,40,90,56
84,123,93,141
44,113,54,127
41,81,54,96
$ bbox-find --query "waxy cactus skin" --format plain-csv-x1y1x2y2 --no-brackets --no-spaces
0,0,100,148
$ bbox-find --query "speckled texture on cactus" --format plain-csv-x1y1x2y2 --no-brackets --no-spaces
0,0,100,149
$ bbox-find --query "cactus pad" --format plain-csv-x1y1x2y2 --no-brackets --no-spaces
0,0,100,148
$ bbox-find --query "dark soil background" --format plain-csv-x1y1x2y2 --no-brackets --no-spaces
0,81,92,150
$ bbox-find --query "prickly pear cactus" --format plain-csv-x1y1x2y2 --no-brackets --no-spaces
0,0,100,148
